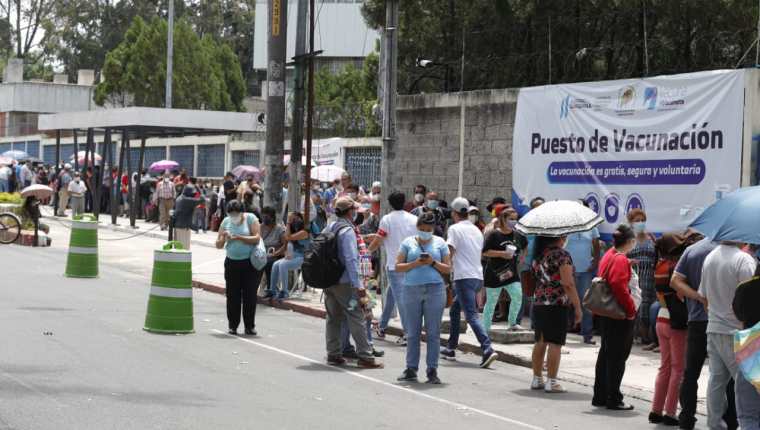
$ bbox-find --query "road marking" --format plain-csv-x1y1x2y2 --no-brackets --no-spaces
211,329,544,430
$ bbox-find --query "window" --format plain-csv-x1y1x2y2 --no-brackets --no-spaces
344,147,381,191
12,142,25,152
0,142,11,154
197,144,226,177
231,150,260,168
170,146,195,176
26,141,39,158
60,144,75,164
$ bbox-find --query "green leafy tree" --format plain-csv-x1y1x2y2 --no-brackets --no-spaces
362,0,760,93
94,16,245,112
314,50,380,137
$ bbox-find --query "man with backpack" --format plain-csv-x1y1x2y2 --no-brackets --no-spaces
305,196,383,368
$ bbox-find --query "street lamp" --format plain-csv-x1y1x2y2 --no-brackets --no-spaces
409,57,453,93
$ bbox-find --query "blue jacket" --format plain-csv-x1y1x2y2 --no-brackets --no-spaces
329,218,362,289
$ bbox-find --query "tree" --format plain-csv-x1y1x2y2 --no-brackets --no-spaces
314,50,380,137
94,16,246,112
362,0,760,93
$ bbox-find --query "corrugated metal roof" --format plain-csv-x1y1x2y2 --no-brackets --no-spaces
253,1,380,70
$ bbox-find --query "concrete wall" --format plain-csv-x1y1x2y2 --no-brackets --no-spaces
392,89,519,209
0,82,93,114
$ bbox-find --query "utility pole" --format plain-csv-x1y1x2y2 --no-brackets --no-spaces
379,0,398,216
166,0,174,108
289,0,308,216
264,0,287,213
303,0,316,223
457,25,466,196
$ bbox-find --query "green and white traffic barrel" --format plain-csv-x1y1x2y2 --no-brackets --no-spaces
64,214,99,278
144,241,194,334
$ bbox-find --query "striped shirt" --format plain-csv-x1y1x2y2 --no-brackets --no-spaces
156,179,175,199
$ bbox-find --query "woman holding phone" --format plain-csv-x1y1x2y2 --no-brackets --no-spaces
215,200,263,336
395,212,452,384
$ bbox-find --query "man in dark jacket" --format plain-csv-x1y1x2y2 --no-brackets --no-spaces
174,185,200,250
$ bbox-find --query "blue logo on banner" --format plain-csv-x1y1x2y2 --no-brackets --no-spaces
605,194,620,224
644,87,658,110
560,95,571,119
626,193,645,214
585,192,600,215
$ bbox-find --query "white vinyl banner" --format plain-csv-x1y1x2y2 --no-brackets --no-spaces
512,70,745,236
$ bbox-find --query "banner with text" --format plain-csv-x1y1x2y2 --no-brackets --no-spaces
512,69,745,235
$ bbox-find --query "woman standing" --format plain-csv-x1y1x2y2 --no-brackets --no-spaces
592,224,638,410
482,207,526,332
215,200,263,336
649,233,689,425
627,209,658,349
530,235,582,393
395,212,451,384
268,211,310,301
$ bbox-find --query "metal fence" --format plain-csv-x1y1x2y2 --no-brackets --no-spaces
344,146,381,190
231,150,261,168
169,145,195,176
197,144,226,177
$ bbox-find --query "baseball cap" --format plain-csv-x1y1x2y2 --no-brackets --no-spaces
450,197,470,214
486,197,507,212
467,206,480,214
334,196,356,212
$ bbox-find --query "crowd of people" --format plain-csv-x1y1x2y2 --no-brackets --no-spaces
11,159,759,428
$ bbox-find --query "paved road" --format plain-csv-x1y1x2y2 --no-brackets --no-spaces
0,245,705,430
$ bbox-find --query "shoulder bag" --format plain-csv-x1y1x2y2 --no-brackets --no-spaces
583,253,627,320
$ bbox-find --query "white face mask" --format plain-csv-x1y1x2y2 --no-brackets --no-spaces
468,215,479,224
348,192,357,200
414,193,424,203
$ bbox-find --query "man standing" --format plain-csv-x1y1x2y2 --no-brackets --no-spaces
156,171,176,231
369,191,418,343
174,185,200,250
0,163,10,192
67,172,87,217
323,197,382,369
411,191,447,237
56,164,73,216
441,197,498,368
671,237,738,430
404,184,427,212
698,241,756,430
19,162,32,188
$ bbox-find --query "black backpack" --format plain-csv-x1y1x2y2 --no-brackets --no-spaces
301,224,351,289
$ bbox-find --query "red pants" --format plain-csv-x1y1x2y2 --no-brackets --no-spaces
652,321,687,417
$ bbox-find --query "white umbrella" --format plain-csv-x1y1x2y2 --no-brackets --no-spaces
311,165,345,182
20,184,54,200
515,200,603,237
70,151,102,165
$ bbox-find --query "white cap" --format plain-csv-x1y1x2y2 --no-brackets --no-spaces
64,163,72,169
450,197,470,214
468,205,480,213
372,181,381,189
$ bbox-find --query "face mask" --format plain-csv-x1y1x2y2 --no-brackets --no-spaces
468,215,479,224
362,203,371,210
414,193,424,203
348,192,358,200
336,184,344,192
507,219,518,229
75,178,80,183
372,194,381,202
417,230,433,241
262,214,274,225
229,213,242,224
632,221,646,234
426,200,439,210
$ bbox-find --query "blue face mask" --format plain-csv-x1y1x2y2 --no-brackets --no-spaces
426,200,439,210
417,230,433,241
632,222,646,234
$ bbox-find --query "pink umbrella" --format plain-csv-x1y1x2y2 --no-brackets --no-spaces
70,151,102,165
20,184,54,200
149,160,180,173
0,156,12,166
232,165,261,180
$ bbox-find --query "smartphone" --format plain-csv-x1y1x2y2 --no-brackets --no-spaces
420,252,431,260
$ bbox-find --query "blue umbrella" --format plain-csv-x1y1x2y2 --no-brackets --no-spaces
1,149,30,160
689,186,760,244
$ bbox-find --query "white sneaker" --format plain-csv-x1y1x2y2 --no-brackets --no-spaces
544,379,566,393
530,376,545,390
509,324,525,331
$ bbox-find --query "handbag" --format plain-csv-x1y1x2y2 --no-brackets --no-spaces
250,238,267,270
583,253,627,320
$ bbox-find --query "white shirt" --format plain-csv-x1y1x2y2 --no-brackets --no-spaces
446,220,484,281
699,244,757,335
0,166,10,180
67,179,87,196
378,210,418,270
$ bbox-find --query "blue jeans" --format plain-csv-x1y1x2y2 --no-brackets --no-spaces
268,256,304,296
736,370,760,430
0,179,8,193
379,270,406,334
403,283,445,370
447,278,492,354
574,272,594,339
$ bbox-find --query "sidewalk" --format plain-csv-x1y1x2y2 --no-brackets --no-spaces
39,207,707,414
